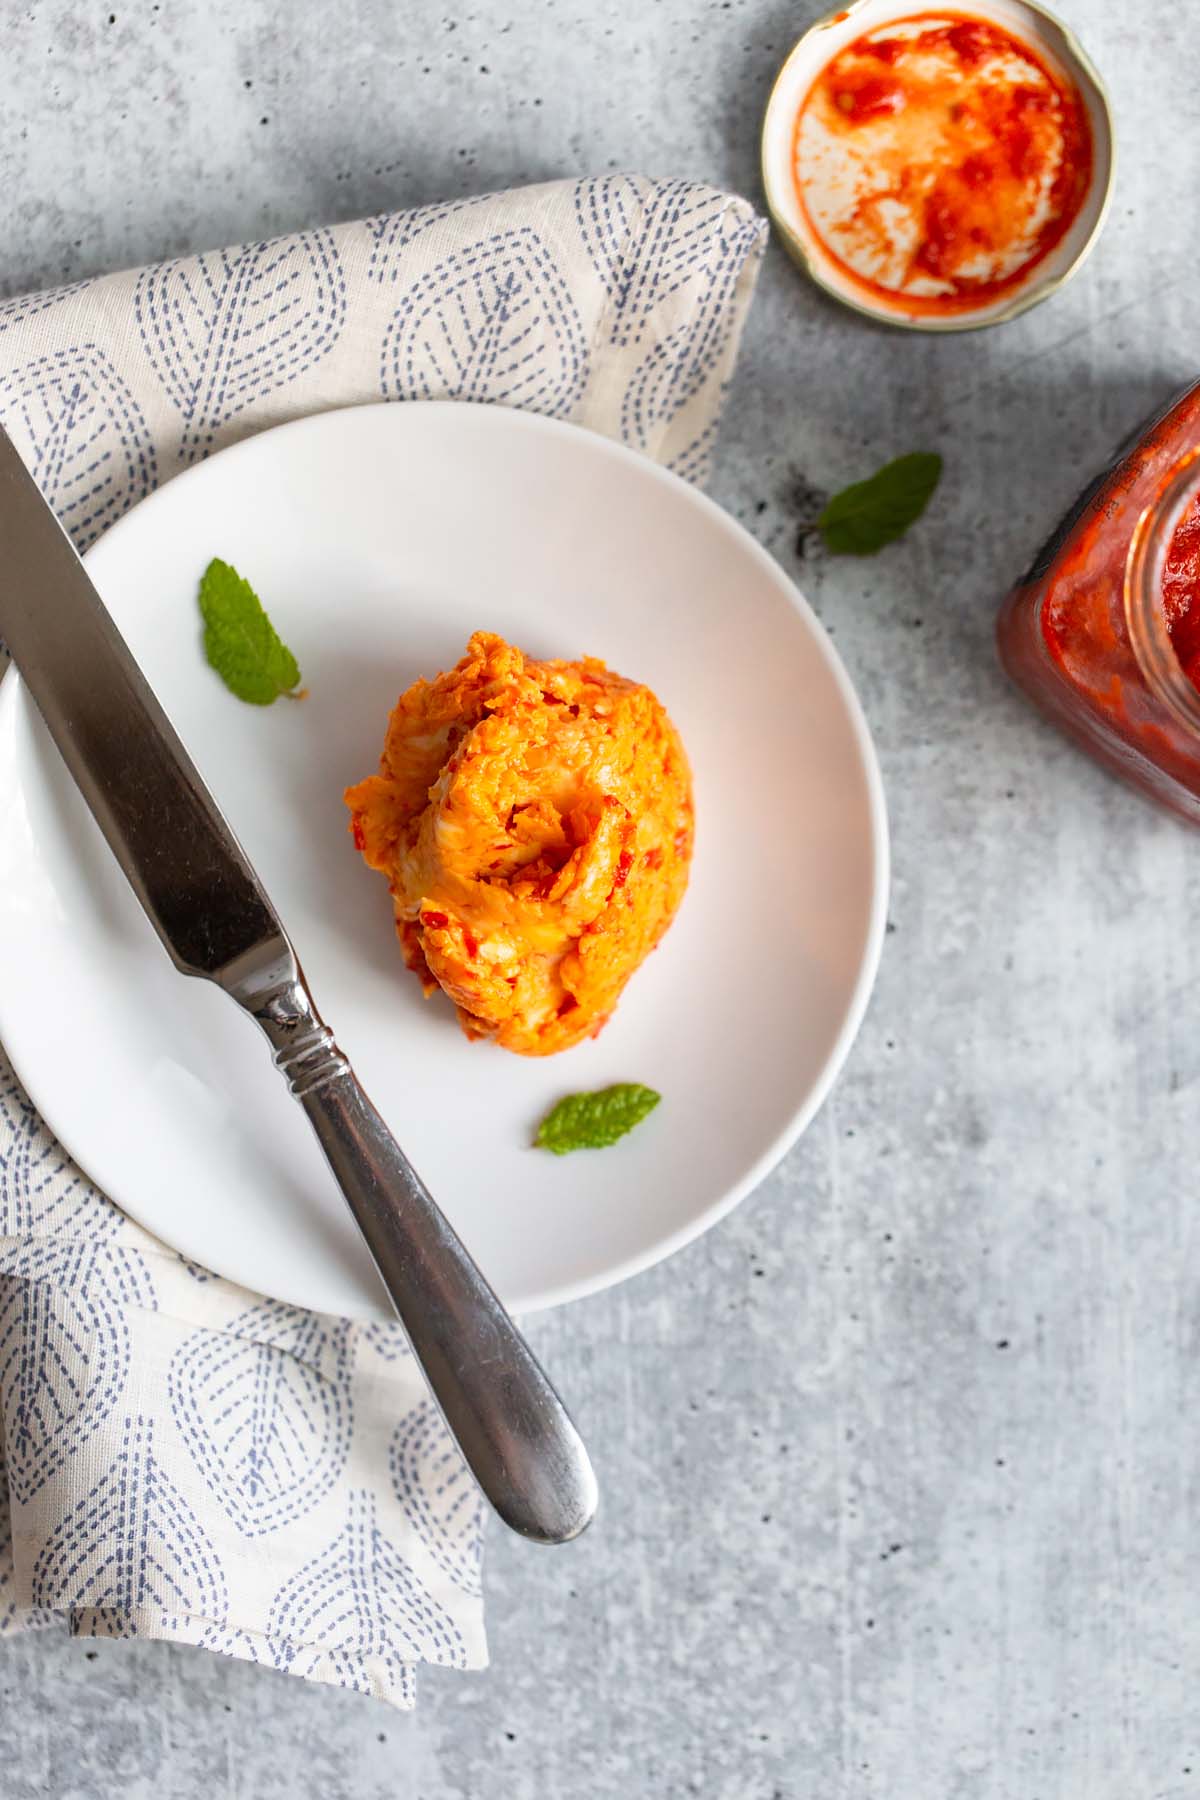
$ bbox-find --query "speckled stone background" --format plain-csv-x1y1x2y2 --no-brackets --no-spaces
3,2,1199,1795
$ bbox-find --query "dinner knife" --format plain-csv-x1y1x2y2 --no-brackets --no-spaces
0,427,597,1546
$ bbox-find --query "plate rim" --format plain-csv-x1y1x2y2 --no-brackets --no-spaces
0,399,889,1313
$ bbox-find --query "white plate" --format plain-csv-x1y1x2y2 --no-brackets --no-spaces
0,402,887,1318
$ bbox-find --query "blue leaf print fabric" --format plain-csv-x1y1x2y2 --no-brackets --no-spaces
169,1301,354,1537
0,1243,134,1506
390,1401,484,1599
0,345,155,548
0,280,94,336
32,1416,228,1630
0,174,765,1706
268,1489,467,1699
366,197,492,278
0,1481,54,1636
379,226,588,415
134,230,347,464
575,175,767,465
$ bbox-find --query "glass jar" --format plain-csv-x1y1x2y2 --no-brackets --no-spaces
997,381,1200,825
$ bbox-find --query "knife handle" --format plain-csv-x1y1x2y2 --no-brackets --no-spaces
244,975,598,1546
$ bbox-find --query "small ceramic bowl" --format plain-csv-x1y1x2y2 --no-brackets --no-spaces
761,0,1116,332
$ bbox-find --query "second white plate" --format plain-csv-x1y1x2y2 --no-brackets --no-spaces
0,402,887,1318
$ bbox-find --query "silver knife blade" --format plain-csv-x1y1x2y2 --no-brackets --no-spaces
0,427,290,989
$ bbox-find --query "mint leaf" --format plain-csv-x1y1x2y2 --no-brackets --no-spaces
817,452,942,555
534,1083,661,1154
198,557,302,704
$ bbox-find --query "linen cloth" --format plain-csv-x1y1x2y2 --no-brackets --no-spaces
0,173,766,1706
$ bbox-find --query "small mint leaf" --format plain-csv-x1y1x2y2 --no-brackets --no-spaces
198,557,302,705
817,452,942,555
534,1083,661,1155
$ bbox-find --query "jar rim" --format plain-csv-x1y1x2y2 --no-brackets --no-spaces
1125,445,1200,739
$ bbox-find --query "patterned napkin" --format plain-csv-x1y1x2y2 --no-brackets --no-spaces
0,174,766,1706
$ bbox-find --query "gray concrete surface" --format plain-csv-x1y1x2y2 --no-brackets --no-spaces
2,1,1199,1795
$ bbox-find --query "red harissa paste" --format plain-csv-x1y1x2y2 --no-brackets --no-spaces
997,385,1200,825
793,13,1093,317
1162,496,1200,692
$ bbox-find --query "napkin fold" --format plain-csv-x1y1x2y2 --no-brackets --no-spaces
0,173,766,1706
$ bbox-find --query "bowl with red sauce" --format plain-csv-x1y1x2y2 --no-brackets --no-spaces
762,0,1114,330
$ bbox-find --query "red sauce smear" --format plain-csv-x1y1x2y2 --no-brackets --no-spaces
794,12,1093,317
1163,495,1200,692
